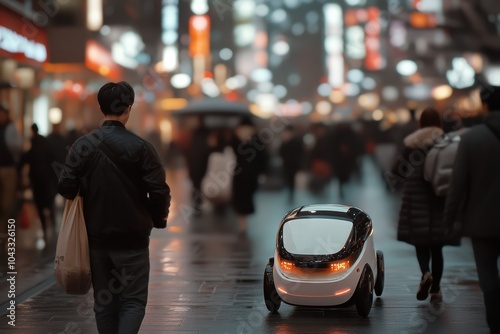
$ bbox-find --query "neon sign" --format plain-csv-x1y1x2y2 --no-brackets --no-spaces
0,26,47,62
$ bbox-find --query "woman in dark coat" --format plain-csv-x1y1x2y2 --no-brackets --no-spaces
231,117,268,233
330,122,363,197
279,125,304,202
19,124,58,239
393,107,458,303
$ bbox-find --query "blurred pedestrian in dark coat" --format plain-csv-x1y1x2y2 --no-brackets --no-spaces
185,116,212,214
279,125,304,202
443,86,500,333
0,106,22,275
308,122,332,194
394,107,458,303
46,122,68,178
231,117,268,233
330,123,363,197
20,124,58,239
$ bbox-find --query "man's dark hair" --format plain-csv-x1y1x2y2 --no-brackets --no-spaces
419,107,442,128
480,85,500,112
97,81,135,116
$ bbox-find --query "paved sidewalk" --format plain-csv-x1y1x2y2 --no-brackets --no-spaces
0,158,491,333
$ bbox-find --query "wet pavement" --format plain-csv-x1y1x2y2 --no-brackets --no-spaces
0,156,491,333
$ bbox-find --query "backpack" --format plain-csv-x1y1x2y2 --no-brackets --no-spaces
424,130,466,196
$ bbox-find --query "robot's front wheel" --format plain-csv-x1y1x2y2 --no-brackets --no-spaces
375,250,385,297
355,265,374,317
263,258,281,313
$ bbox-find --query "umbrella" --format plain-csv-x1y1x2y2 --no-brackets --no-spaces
171,98,251,117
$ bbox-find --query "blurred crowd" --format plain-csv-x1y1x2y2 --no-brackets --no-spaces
0,102,485,244
0,106,86,272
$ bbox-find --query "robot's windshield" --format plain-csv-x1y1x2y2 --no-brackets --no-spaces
282,218,353,255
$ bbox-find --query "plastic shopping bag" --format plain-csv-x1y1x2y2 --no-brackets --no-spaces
54,196,92,295
201,146,235,205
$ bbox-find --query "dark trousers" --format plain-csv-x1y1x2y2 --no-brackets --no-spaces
415,245,444,293
471,238,500,333
283,171,297,201
89,247,150,334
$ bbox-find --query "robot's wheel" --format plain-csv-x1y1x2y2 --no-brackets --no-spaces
375,250,384,297
355,265,374,317
263,259,281,313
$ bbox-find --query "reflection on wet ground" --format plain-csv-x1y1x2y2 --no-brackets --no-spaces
0,157,489,333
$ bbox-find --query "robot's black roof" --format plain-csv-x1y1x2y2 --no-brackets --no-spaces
282,204,365,222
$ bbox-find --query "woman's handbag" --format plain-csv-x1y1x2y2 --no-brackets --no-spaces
54,195,92,295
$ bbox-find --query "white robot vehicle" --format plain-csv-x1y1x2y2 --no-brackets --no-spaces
263,204,384,317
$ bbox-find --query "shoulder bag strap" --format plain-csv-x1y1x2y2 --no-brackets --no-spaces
98,141,142,191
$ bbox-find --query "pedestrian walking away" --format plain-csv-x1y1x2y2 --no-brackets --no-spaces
393,107,460,304
443,85,500,334
231,116,268,234
278,124,304,202
58,81,171,334
0,106,23,277
19,123,59,241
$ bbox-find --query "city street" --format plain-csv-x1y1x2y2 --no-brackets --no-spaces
0,157,489,334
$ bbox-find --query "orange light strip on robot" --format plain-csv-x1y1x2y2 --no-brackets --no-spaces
334,288,351,296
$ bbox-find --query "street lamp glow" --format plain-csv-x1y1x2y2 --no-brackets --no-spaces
234,0,255,19
362,77,377,90
191,0,209,15
87,0,103,31
372,109,384,121
358,93,380,110
347,69,364,83
271,9,287,23
255,4,269,17
432,85,453,100
272,41,290,56
382,86,399,101
317,83,332,97
344,83,360,97
99,25,110,36
316,101,332,115
49,107,62,124
171,73,192,89
273,85,288,99
251,68,273,82
219,48,233,61
329,90,345,104
201,78,220,97
396,60,418,76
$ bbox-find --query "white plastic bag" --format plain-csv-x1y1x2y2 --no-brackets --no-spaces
201,146,235,205
54,196,92,295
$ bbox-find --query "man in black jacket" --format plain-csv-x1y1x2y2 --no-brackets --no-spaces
58,81,170,334
443,85,500,333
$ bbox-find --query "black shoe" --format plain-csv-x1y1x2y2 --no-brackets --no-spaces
417,272,433,301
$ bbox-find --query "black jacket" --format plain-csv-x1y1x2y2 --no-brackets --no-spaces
58,120,170,249
443,113,500,239
394,127,457,246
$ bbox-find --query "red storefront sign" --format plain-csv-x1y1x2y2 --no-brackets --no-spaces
85,40,122,81
0,7,49,65
189,15,210,57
